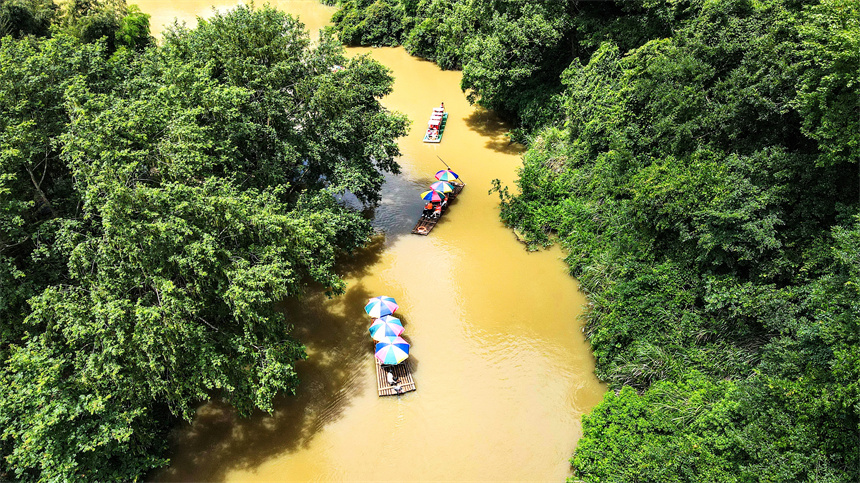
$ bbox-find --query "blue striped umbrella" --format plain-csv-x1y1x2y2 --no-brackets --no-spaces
369,315,404,341
364,296,399,318
375,336,410,365
419,189,447,202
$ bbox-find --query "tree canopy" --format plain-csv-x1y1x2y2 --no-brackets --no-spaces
0,3,407,480
492,1,860,481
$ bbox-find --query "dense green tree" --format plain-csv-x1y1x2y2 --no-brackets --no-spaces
0,4,407,480
0,0,56,38
402,0,470,70
55,0,153,51
793,0,860,166
0,33,115,352
483,0,860,481
331,0,406,46
457,0,574,127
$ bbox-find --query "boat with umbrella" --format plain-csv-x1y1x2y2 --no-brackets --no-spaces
374,336,416,395
363,297,417,396
412,170,465,235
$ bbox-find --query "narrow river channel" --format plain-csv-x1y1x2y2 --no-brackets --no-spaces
136,1,607,480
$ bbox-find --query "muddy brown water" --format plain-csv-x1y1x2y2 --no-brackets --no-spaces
137,1,607,480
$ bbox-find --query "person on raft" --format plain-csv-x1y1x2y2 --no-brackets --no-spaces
432,202,442,219
386,370,399,386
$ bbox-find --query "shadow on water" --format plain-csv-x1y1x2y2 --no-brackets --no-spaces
157,243,389,482
343,172,426,244
463,108,527,155
361,171,463,246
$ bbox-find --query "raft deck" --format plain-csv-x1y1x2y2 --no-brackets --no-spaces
411,216,438,235
376,360,416,396
411,182,465,235
448,182,465,199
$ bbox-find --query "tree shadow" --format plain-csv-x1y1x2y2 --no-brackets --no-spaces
334,233,387,281
156,280,380,482
337,170,429,246
362,171,457,245
463,108,526,155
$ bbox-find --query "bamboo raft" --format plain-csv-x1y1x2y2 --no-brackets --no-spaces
411,182,465,236
448,182,465,199
411,215,438,235
376,360,416,396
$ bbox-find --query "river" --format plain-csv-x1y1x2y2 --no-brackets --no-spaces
136,1,607,480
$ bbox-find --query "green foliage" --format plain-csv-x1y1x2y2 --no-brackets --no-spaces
0,4,407,480
0,33,114,350
488,0,860,480
330,0,692,130
0,0,56,38
793,0,860,165
331,0,406,46
0,336,171,481
55,0,153,52
401,0,471,70
572,377,741,483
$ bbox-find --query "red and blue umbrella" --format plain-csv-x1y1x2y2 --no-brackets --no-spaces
369,315,404,341
375,336,410,365
435,169,459,181
430,181,454,193
365,296,399,318
420,189,447,202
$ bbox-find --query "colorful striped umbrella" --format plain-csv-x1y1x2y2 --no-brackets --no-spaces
375,336,410,365
430,181,454,193
364,296,399,318
369,315,404,341
420,189,447,202
435,169,459,181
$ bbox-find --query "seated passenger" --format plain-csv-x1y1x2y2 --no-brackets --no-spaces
386,370,399,386
433,203,442,218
